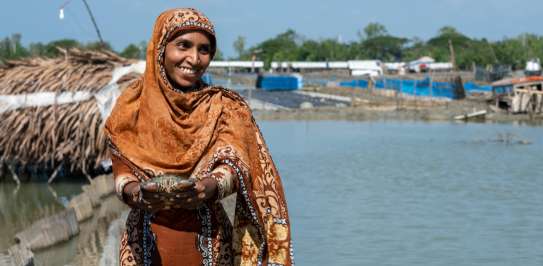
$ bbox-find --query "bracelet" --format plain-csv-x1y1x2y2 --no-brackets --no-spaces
208,172,226,201
115,176,137,202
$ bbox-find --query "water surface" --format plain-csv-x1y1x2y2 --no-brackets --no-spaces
1,120,542,266
261,121,543,266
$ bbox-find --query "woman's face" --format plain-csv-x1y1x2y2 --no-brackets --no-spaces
164,31,212,88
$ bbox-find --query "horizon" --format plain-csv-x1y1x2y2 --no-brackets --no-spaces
2,0,543,57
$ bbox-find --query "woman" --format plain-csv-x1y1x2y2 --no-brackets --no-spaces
105,8,293,266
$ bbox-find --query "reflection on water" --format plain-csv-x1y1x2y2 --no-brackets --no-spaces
1,121,542,266
34,196,127,266
260,121,543,266
0,182,82,250
0,182,127,266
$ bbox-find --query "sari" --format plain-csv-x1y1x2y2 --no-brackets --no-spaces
105,8,293,266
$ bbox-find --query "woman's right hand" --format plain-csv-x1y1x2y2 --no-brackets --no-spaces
123,182,164,212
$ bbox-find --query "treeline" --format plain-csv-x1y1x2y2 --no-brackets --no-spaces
0,34,147,61
0,34,224,64
234,24,543,70
2,23,543,70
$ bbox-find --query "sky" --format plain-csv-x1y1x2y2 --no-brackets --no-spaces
2,0,543,58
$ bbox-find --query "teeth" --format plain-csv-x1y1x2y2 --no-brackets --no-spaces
179,66,196,74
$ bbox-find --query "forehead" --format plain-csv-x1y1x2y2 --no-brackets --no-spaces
167,30,212,44
158,9,214,42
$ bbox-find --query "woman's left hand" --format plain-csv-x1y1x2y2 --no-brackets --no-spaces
175,177,218,210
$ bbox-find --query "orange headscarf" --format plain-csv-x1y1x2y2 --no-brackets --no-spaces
105,8,293,265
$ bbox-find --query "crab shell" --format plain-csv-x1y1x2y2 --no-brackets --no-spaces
143,174,195,193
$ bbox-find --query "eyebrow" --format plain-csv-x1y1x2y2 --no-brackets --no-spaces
172,35,210,46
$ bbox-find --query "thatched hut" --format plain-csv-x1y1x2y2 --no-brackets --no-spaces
0,48,143,182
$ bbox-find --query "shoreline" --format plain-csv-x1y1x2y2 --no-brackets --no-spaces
247,85,543,125
253,106,543,125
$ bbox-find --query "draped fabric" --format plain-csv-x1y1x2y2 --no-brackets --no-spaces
104,8,293,265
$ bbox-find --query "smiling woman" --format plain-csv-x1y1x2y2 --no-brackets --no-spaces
164,31,213,90
104,7,293,266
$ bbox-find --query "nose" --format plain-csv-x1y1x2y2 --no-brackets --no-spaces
186,47,199,65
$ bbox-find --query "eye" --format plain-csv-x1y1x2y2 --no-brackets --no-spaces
175,40,192,49
198,44,211,55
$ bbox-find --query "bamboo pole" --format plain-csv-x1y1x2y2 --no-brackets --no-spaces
81,0,105,47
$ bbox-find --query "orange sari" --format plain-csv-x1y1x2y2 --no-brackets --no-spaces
105,8,293,266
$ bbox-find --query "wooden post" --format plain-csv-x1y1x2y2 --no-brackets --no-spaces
449,39,457,71
47,162,64,184
7,164,20,185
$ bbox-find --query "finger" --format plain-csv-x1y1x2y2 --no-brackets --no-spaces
141,182,159,192
193,182,205,193
170,190,196,199
141,192,165,203
140,197,164,206
174,181,195,191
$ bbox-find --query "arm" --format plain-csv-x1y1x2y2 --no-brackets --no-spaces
111,152,140,206
208,164,238,201
183,164,238,209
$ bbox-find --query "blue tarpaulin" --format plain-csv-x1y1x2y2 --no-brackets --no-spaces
464,82,492,92
339,77,468,99
257,74,303,91
201,73,213,85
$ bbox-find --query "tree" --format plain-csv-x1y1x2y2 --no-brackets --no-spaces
363,35,408,61
438,26,460,36
359,23,388,40
0,33,29,60
43,39,80,57
233,36,246,59
84,41,113,51
120,44,142,59
251,29,300,66
213,48,224,60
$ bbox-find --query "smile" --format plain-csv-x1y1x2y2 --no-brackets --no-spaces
178,66,198,74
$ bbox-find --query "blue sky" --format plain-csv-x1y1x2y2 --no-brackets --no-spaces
2,0,542,57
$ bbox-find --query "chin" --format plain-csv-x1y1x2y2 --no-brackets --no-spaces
175,78,199,88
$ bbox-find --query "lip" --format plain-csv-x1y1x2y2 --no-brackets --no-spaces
176,66,200,77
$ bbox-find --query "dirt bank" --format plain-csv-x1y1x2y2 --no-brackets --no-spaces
253,86,543,124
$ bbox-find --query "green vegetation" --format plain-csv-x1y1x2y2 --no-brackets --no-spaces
3,23,543,70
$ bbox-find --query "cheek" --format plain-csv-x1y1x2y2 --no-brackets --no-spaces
200,55,212,67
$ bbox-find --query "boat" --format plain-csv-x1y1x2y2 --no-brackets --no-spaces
454,110,487,120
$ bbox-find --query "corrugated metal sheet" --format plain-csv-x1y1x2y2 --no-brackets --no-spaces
209,61,264,68
328,61,349,69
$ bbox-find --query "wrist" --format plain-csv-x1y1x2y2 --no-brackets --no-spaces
121,181,140,205
201,177,218,200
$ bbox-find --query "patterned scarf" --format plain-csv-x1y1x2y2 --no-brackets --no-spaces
105,8,293,265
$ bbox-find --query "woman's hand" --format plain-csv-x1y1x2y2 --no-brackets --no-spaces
123,182,166,212
181,177,218,209
123,177,218,211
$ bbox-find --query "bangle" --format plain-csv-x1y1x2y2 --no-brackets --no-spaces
115,176,137,202
207,172,224,201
